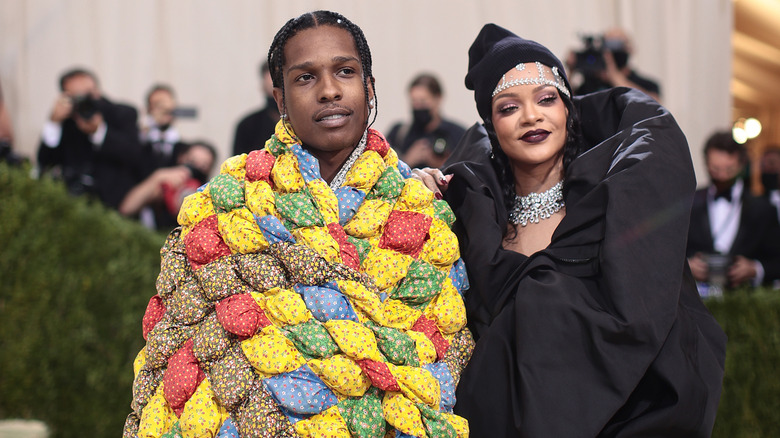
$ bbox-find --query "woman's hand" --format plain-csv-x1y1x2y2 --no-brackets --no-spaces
411,167,452,200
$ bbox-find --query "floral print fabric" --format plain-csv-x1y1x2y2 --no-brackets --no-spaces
124,121,474,438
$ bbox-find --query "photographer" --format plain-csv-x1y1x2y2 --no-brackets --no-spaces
687,131,780,294
138,84,181,176
119,140,216,231
386,73,466,169
37,68,141,209
568,27,661,102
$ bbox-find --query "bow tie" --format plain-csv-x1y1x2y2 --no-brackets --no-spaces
714,190,732,202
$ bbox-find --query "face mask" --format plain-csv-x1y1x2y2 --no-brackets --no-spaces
412,108,433,127
185,164,209,185
761,172,779,192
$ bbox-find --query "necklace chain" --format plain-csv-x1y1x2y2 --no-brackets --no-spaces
508,181,565,226
329,130,368,191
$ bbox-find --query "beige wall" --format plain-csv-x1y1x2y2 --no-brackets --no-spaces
0,0,731,186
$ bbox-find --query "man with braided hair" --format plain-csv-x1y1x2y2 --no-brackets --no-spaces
124,10,473,438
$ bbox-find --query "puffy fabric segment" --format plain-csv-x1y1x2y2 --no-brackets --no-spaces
293,405,351,438
342,198,392,238
337,387,385,438
289,143,321,183
263,364,339,415
343,149,385,191
423,362,456,412
244,149,275,183
179,379,229,437
307,354,371,397
382,391,427,438
242,326,306,375
218,208,269,254
294,282,360,323
366,166,404,201
244,180,276,217
378,210,432,258
333,186,366,226
210,174,246,214
263,288,313,326
281,319,341,360
271,153,306,193
275,189,325,230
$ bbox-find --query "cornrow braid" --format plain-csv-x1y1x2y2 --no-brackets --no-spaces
267,10,378,129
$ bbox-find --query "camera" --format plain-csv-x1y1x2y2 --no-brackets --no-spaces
572,34,629,78
703,253,733,293
171,107,198,119
71,94,101,119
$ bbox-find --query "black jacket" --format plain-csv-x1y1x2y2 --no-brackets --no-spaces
38,98,140,209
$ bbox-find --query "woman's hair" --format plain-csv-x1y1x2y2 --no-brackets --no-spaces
267,10,378,129
484,91,584,238
409,73,443,98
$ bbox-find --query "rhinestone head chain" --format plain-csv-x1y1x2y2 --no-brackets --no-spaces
492,61,570,98
508,181,565,227
329,129,368,190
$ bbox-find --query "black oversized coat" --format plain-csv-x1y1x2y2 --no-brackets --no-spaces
446,88,726,437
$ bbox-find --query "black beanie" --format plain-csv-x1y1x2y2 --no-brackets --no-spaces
465,23,571,123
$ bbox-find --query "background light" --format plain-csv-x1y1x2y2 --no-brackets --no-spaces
744,117,762,138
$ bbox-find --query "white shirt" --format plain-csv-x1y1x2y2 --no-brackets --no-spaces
707,179,764,285
41,119,107,148
770,190,780,223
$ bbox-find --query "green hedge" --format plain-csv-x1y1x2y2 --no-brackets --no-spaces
706,289,780,438
0,163,778,437
0,163,165,437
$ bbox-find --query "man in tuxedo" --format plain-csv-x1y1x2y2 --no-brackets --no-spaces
687,131,780,290
37,68,141,209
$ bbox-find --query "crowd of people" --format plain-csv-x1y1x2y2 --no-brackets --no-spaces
26,63,279,231
4,9,780,436
32,68,217,231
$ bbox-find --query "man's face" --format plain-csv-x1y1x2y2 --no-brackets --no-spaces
148,89,176,127
706,148,743,185
273,25,373,157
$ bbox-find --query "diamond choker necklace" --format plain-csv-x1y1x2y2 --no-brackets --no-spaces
508,181,565,226
329,130,368,190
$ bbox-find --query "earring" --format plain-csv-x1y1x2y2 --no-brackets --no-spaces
280,113,287,120
369,98,375,108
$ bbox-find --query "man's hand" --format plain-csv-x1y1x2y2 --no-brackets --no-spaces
688,253,709,282
50,94,73,123
728,255,758,286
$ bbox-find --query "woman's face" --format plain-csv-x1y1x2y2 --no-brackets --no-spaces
273,25,373,156
490,63,568,171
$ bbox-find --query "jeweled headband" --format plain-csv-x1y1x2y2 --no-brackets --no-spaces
492,61,570,98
